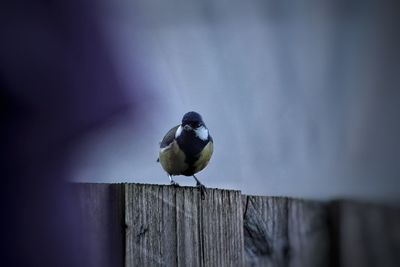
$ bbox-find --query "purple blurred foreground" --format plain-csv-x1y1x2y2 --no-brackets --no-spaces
0,1,145,266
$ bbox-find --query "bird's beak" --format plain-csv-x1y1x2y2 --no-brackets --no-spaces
183,124,192,131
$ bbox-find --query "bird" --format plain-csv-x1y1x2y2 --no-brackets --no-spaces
158,111,213,192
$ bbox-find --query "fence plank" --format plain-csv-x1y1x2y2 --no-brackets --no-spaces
242,196,331,267
124,184,244,267
74,183,125,267
333,201,400,267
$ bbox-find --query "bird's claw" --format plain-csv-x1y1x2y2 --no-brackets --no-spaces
170,181,180,187
196,183,207,199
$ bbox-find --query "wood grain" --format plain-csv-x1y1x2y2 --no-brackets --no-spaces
73,183,400,267
332,201,400,267
73,183,125,267
124,184,244,267
242,196,331,267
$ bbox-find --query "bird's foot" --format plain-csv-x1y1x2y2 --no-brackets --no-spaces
196,182,207,199
169,175,180,186
168,175,179,186
170,180,180,187
193,175,206,199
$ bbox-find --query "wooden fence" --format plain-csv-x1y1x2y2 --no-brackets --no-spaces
73,183,400,267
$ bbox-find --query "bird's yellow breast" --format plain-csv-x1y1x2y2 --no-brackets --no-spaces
193,141,213,174
159,140,188,175
159,140,213,176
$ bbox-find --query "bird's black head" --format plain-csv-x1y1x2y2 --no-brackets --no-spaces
181,111,205,129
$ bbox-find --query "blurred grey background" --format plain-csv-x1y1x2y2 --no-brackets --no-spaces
71,0,400,202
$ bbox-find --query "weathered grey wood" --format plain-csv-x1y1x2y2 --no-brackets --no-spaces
287,199,331,267
125,184,243,267
332,201,400,267
73,183,400,267
242,196,331,267
73,183,125,267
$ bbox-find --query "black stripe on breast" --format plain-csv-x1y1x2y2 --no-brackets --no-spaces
176,131,208,166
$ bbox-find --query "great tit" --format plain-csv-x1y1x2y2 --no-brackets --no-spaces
158,111,213,190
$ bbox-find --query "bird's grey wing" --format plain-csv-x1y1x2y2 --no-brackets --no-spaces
160,125,179,148
156,125,179,162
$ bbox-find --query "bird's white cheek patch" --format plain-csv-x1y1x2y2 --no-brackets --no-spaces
175,125,183,138
195,126,209,141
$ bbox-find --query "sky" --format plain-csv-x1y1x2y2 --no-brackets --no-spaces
71,0,400,202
